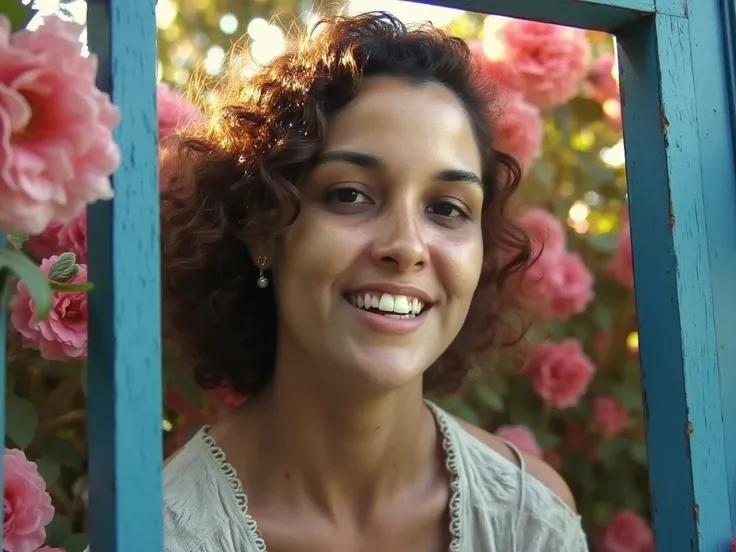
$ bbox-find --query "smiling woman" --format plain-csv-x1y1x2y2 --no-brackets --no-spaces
159,11,588,552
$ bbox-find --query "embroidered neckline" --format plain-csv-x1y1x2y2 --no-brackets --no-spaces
199,401,462,551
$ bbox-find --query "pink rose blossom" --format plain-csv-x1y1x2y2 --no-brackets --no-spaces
609,224,633,288
594,396,628,438
525,339,596,409
523,249,595,320
56,210,87,263
0,16,120,234
495,425,542,457
496,20,590,109
587,53,620,104
600,510,654,552
3,448,55,552
494,93,543,171
23,221,64,260
10,255,88,361
519,208,567,256
468,40,524,94
157,83,202,141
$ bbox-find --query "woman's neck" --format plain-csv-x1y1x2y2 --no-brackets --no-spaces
236,360,441,522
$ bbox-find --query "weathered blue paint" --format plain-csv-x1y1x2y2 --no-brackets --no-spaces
617,8,734,552
85,0,163,551
704,0,736,534
0,232,6,552
653,0,687,17
417,0,653,31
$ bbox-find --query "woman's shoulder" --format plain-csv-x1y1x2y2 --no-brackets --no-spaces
428,404,588,549
163,429,248,552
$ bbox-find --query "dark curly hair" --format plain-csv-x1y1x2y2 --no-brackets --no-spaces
161,11,532,396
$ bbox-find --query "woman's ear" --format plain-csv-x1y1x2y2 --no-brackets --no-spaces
248,239,275,271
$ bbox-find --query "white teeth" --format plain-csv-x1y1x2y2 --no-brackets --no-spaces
347,291,427,316
378,294,394,312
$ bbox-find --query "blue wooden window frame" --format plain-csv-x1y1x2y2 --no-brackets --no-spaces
1,0,734,550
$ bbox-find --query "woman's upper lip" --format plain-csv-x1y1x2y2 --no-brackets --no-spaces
343,283,435,304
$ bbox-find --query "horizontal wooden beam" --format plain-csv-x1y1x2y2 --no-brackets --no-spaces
416,0,655,32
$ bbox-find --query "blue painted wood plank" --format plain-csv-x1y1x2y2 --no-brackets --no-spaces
416,0,654,31
654,0,688,16
695,0,736,536
85,1,163,551
0,232,6,552
617,11,733,552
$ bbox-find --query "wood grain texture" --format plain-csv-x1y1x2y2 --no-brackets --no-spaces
85,1,163,551
417,0,654,31
694,0,736,536
617,10,734,552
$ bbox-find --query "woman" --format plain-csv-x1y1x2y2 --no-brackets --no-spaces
161,11,588,551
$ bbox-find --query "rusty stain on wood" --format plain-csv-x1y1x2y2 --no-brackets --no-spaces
668,199,675,229
686,421,694,436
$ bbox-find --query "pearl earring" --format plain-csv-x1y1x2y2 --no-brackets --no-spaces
256,256,269,288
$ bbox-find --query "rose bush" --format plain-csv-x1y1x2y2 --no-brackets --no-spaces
2,6,651,552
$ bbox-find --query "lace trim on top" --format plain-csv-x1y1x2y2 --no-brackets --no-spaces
199,428,267,551
199,402,462,552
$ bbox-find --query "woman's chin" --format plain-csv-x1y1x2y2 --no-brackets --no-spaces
330,347,432,395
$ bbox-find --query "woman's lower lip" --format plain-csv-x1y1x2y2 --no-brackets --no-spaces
349,304,427,335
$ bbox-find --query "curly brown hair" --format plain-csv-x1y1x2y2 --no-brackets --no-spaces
161,11,532,396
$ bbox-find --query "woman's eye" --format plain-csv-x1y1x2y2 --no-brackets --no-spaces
325,187,371,204
427,201,468,219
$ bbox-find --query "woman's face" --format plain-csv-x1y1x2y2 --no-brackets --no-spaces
271,76,485,393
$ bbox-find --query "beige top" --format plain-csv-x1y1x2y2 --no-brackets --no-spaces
163,402,589,551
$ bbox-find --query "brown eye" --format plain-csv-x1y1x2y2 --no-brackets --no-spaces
324,187,371,205
426,201,468,219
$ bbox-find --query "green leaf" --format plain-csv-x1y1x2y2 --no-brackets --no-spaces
50,281,94,293
0,248,52,319
6,395,38,448
35,455,62,486
36,435,84,469
62,533,90,552
593,305,613,333
45,514,73,547
2,1,36,32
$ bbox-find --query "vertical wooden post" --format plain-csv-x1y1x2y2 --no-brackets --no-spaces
617,7,734,551
85,1,163,550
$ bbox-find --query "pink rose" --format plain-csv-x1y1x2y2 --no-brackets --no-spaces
495,425,542,457
468,40,524,94
519,208,567,255
523,249,595,320
594,396,628,438
3,448,55,552
56,210,87,263
525,339,596,409
587,53,619,104
0,16,119,234
600,510,654,552
10,255,88,361
496,20,590,109
609,224,633,288
23,221,65,261
494,93,543,171
157,83,202,141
